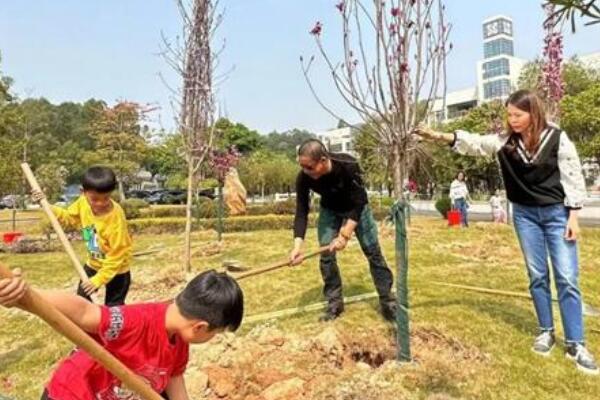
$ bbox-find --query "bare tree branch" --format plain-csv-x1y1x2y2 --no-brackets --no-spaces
302,0,449,199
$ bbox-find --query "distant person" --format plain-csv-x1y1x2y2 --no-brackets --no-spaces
449,171,470,227
489,190,507,223
32,166,133,306
290,139,396,322
414,89,597,375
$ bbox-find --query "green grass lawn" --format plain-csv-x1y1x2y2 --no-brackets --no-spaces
1,216,599,399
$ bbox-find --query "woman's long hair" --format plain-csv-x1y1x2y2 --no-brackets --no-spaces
505,90,548,154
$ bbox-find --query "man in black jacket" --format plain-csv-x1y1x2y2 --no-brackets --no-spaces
290,139,396,322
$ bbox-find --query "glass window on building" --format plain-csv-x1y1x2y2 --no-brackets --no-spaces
484,79,511,99
483,58,510,79
484,38,514,58
329,143,343,152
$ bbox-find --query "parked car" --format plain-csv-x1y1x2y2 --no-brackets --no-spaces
147,190,187,205
198,188,216,200
146,188,215,205
126,189,163,200
0,195,22,209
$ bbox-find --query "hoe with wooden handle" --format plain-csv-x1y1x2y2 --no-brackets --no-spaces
20,163,99,303
230,245,330,280
0,264,162,400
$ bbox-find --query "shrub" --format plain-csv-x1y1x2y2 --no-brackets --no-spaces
272,199,297,215
120,198,149,219
40,217,80,238
369,195,395,208
136,198,227,220
128,214,318,235
371,205,391,221
435,196,452,219
196,197,229,219
139,205,187,218
246,199,297,216
134,200,391,222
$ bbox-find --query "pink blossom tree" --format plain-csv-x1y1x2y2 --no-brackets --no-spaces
302,0,451,200
302,0,451,362
540,3,565,120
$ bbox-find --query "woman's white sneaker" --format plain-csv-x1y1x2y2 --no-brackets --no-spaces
532,331,555,356
565,343,599,375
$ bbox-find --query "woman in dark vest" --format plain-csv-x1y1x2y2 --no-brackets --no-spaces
415,89,597,375
290,139,396,322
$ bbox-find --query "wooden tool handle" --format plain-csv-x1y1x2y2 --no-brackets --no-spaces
234,246,330,280
21,163,99,303
0,264,162,400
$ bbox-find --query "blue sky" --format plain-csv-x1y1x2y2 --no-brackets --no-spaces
1,1,599,134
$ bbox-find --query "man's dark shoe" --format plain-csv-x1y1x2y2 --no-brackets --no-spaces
319,304,344,322
381,301,397,322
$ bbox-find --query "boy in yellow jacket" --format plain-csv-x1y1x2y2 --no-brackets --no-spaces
34,166,132,305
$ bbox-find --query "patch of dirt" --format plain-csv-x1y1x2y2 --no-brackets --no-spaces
186,325,490,400
128,263,187,302
191,241,224,258
433,232,518,265
0,238,62,254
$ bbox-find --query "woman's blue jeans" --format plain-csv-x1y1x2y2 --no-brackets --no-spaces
513,203,584,343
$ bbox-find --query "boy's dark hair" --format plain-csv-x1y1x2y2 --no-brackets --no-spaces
175,269,244,331
81,166,117,193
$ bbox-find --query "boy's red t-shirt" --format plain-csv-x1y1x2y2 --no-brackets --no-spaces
46,302,189,400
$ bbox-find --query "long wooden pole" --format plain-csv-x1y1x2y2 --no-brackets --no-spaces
431,281,600,317
0,264,162,400
20,163,99,303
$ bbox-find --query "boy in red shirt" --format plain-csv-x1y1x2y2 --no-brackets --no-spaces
0,267,244,399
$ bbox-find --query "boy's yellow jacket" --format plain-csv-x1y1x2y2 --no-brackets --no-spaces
51,196,132,288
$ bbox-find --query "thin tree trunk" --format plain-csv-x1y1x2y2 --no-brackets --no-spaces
216,183,224,242
391,143,405,201
118,180,126,203
184,159,195,272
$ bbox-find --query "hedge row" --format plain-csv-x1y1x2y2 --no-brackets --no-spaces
137,199,297,219
128,214,318,235
41,204,392,236
128,208,391,235
136,200,391,221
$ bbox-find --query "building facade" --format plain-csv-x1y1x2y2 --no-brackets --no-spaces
431,15,526,124
316,126,358,157
477,16,527,103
